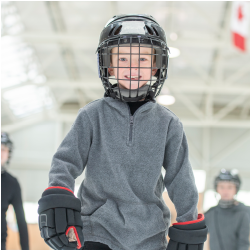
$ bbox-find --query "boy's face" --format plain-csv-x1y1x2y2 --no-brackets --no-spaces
1,144,9,166
216,181,237,201
108,46,157,90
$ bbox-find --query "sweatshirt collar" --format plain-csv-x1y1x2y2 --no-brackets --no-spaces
103,97,156,115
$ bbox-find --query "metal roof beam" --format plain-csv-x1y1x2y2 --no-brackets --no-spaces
211,129,250,167
1,110,55,132
12,32,250,49
181,52,215,85
240,100,250,119
170,90,205,120
2,80,250,95
224,64,250,86
213,94,249,121
187,2,222,36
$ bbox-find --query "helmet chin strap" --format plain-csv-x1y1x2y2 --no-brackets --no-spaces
111,84,154,102
218,199,237,208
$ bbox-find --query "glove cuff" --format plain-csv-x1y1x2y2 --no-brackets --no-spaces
38,186,81,214
168,226,207,245
168,213,208,245
173,213,204,226
42,186,75,197
173,213,206,230
45,186,74,194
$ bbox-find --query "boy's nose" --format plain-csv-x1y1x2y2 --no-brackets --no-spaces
130,64,138,75
130,60,139,69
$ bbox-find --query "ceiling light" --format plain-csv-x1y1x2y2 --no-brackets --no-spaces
170,33,178,41
169,47,180,58
156,94,176,106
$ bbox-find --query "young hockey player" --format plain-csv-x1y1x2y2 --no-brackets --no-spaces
1,132,29,250
205,169,250,250
38,14,208,250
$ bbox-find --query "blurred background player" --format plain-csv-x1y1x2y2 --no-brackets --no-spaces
1,132,29,250
205,169,250,250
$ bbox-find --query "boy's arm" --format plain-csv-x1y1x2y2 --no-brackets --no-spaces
163,117,198,222
163,117,208,250
237,212,250,250
49,108,93,190
12,179,29,250
37,109,92,249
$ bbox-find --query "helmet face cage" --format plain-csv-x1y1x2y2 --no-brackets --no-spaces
97,15,169,102
214,169,241,193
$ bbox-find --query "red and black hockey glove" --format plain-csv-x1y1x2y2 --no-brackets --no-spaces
38,187,84,250
167,214,208,250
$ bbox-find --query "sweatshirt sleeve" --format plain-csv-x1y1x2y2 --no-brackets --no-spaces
237,212,250,250
48,108,93,191
11,179,29,250
162,117,198,222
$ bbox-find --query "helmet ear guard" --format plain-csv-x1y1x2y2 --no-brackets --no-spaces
97,14,169,102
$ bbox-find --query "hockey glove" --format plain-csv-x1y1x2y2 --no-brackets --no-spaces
167,214,208,250
38,187,84,250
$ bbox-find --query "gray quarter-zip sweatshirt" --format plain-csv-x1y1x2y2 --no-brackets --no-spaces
48,97,198,250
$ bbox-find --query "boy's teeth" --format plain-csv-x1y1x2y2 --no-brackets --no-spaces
126,75,139,79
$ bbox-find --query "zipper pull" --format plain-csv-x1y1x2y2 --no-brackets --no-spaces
130,116,134,125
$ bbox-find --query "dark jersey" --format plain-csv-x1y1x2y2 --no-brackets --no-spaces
1,171,29,250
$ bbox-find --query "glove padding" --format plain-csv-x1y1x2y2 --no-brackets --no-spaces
38,187,84,250
167,214,208,250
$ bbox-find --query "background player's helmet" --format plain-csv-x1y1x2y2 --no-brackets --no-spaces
1,132,13,164
97,14,169,102
214,169,241,193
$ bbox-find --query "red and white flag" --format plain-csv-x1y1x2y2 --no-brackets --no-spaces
231,1,249,51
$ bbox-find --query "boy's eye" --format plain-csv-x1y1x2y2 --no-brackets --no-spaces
119,58,127,62
139,58,147,62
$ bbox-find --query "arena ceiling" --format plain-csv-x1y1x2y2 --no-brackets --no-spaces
2,1,250,128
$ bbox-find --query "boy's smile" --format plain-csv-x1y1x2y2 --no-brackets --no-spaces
108,46,157,90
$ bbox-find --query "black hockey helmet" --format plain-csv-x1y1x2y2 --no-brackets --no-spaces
1,132,13,164
214,169,241,193
97,14,169,102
